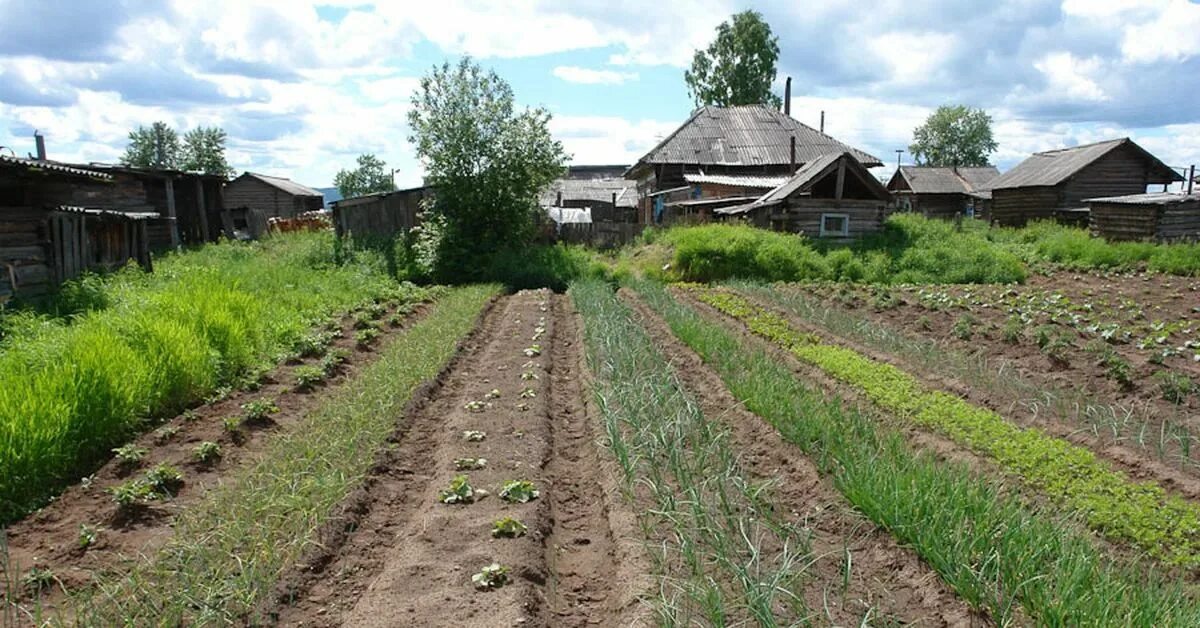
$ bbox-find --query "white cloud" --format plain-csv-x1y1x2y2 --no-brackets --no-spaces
552,66,638,85
1033,52,1109,102
867,31,958,86
550,115,678,166
1120,0,1200,63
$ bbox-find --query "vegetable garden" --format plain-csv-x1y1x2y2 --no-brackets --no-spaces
6,222,1200,627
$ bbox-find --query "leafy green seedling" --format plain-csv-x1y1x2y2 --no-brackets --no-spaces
78,524,100,549
108,479,153,507
144,463,184,496
491,517,527,538
181,409,200,423
386,313,405,327
112,444,148,467
294,365,326,391
153,425,180,443
438,475,477,504
523,345,542,357
454,457,487,470
516,402,530,412
520,370,538,381
354,327,380,347
320,348,351,374
352,310,375,329
1155,371,1195,404
519,387,537,399
241,399,279,424
193,441,223,464
484,388,501,399
22,567,56,594
463,400,488,412
472,563,509,590
499,480,539,503
463,430,487,442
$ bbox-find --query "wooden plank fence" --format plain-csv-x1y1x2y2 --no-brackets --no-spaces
555,222,643,248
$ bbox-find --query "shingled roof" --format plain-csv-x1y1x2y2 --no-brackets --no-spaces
628,105,881,178
987,138,1181,190
889,166,999,195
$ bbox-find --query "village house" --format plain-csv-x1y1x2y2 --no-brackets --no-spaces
1,154,155,300
986,138,1182,227
540,174,638,224
224,172,325,229
331,185,432,242
886,165,999,219
1086,192,1200,242
625,103,882,224
716,151,890,239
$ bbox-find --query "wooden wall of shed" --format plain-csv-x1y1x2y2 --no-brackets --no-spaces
225,178,320,220
991,186,1060,226
0,207,51,299
1091,200,1200,242
914,193,969,219
333,188,429,241
1159,202,1200,241
769,199,885,239
1061,145,1159,207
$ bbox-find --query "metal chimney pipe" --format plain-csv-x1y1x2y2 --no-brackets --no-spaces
556,190,562,207
34,131,46,160
784,77,792,115
790,136,796,172
1189,165,1195,195
819,111,825,134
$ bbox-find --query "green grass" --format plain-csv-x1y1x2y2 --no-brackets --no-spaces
572,280,811,626
74,283,497,625
0,232,418,523
990,220,1200,276
633,279,1200,626
690,286,1200,568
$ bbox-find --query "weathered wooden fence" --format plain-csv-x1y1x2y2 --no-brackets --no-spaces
332,187,430,241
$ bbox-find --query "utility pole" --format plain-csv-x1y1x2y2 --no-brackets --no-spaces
894,149,904,171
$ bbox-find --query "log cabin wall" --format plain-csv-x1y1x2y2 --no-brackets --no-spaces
1090,200,1200,242
1060,145,1157,207
992,186,1061,226
1158,201,1200,241
770,199,885,240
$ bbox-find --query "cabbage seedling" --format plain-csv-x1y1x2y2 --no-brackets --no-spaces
439,475,477,504
491,517,527,538
454,457,487,470
499,480,539,503
472,563,509,589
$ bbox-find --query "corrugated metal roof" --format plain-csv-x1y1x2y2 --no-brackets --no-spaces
682,173,790,188
0,154,113,179
631,105,882,172
895,166,999,194
987,138,1181,190
55,206,160,220
1086,192,1200,205
243,172,324,197
540,177,637,208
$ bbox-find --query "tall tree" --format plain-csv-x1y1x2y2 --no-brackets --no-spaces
333,154,396,199
181,126,234,177
408,57,567,280
909,105,998,167
122,121,180,170
685,10,781,108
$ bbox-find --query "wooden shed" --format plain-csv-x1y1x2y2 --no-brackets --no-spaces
987,138,1182,227
1086,193,1200,242
625,104,881,224
1,155,155,301
887,165,998,218
224,172,324,220
540,176,638,223
715,152,889,239
331,186,432,241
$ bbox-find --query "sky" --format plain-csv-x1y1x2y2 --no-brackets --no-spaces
0,0,1197,189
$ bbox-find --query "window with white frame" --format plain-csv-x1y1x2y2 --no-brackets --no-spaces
819,213,849,237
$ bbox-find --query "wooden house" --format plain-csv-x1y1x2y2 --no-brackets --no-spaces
887,166,998,218
1086,193,1200,242
986,138,1182,227
85,165,227,250
225,172,324,221
625,104,881,224
540,176,638,223
1,155,155,301
331,185,432,241
715,152,889,239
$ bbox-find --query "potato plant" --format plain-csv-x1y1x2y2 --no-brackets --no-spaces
471,563,508,589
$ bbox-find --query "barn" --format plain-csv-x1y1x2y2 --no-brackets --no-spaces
1,155,155,301
886,166,999,219
715,152,889,239
625,104,881,224
986,138,1182,227
1086,193,1200,242
224,172,325,221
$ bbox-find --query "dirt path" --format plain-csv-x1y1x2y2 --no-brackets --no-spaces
621,289,986,627
266,290,627,627
1,297,431,615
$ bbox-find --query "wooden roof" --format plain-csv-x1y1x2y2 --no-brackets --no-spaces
540,177,637,208
987,138,1181,190
0,154,112,180
889,166,999,195
237,172,323,197
1086,192,1200,206
717,152,888,215
627,105,881,177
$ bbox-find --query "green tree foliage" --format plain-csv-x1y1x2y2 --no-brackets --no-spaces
685,11,781,108
408,57,567,282
122,121,180,170
909,105,998,167
333,154,396,199
181,126,234,177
